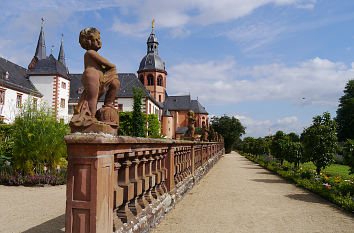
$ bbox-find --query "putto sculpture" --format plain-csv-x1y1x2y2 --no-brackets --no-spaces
70,27,120,134
184,110,196,140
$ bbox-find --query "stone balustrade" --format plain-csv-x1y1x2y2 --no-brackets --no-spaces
64,134,225,233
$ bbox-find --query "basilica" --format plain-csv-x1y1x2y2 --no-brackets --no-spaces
0,22,209,139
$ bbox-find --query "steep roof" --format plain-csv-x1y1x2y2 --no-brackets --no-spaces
68,73,161,107
0,57,42,96
28,54,69,78
163,95,208,114
34,24,46,60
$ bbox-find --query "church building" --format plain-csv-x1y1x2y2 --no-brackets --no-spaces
0,20,209,139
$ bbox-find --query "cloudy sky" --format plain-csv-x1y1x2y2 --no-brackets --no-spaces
1,0,353,137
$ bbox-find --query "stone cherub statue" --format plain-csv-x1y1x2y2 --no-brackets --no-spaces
184,110,196,139
70,27,120,134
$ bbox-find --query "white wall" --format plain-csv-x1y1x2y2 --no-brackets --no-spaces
29,75,55,108
0,87,42,123
56,77,70,122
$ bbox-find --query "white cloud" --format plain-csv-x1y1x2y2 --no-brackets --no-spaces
235,114,302,137
167,57,354,107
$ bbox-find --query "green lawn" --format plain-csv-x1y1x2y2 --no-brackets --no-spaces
300,162,354,178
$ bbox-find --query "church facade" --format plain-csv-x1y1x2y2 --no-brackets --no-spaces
0,22,209,139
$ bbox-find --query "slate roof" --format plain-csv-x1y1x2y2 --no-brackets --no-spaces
163,95,208,114
68,73,161,107
28,54,68,78
0,57,42,96
138,53,165,72
176,127,188,134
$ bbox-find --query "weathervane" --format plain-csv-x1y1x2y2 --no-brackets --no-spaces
41,17,44,27
61,33,63,42
152,19,155,32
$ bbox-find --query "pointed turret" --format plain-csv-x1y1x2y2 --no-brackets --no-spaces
34,18,46,60
58,34,66,67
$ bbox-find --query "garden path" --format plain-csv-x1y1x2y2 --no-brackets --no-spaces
152,152,354,233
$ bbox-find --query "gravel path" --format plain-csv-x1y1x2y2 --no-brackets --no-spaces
0,185,66,233
152,152,354,233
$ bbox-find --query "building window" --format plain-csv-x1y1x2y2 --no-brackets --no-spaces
0,90,5,105
61,82,66,89
16,94,22,108
118,104,123,112
147,74,154,86
157,75,163,86
159,95,161,102
33,98,37,110
60,98,65,108
149,103,151,114
139,76,144,85
68,105,74,115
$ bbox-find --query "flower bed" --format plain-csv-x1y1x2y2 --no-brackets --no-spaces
240,152,354,212
0,167,66,186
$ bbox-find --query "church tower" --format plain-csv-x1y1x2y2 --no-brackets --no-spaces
137,20,167,103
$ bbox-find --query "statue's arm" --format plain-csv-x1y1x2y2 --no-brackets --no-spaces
87,50,116,70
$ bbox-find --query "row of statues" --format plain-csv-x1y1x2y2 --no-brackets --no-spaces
185,110,224,142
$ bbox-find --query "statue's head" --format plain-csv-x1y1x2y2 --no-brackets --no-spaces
79,27,101,51
188,110,195,118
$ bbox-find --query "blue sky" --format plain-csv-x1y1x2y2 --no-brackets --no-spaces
1,0,353,138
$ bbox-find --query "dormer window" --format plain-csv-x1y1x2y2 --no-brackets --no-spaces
78,87,83,94
5,71,9,79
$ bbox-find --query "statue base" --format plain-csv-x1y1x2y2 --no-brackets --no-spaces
70,122,118,135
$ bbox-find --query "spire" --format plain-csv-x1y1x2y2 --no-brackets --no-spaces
34,18,46,60
147,19,159,55
58,33,66,67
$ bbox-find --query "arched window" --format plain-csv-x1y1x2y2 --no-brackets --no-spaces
157,75,163,86
139,75,144,85
147,74,154,86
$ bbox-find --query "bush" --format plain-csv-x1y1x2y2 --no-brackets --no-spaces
118,111,133,136
11,101,69,175
0,124,14,166
147,114,162,138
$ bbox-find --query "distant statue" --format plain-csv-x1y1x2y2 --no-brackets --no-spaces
201,125,209,141
70,27,120,134
184,110,196,139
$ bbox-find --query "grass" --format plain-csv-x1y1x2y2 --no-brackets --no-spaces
300,162,354,178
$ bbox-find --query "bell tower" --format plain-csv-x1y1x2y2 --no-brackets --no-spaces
137,20,167,103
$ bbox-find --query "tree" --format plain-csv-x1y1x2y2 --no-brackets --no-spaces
210,116,245,153
118,111,133,136
270,131,288,165
147,114,162,138
132,87,146,137
343,139,354,174
301,112,338,174
336,79,354,141
284,133,302,168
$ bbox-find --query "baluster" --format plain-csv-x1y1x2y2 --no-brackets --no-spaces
160,150,168,193
113,159,123,231
137,151,149,209
144,152,156,203
151,151,161,199
128,153,143,216
117,153,135,224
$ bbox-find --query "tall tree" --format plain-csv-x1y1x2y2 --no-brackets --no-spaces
336,79,354,141
301,112,338,174
270,131,288,165
210,116,245,153
132,87,146,137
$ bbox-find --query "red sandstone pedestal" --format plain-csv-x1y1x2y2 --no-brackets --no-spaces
65,134,114,233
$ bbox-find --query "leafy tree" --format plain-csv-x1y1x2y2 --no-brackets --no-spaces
336,79,354,141
147,114,162,138
242,137,255,153
270,131,288,165
12,100,69,174
284,141,303,169
343,139,354,174
301,112,338,174
132,87,146,137
288,132,300,142
210,115,245,153
118,111,133,136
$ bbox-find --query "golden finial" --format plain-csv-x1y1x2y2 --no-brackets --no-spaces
152,19,155,32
